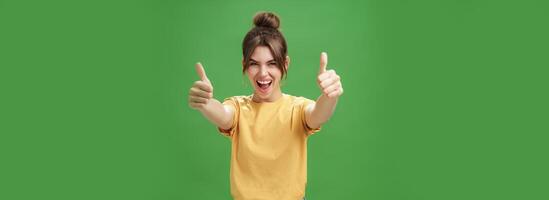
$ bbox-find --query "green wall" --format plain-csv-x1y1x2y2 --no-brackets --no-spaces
1,0,548,199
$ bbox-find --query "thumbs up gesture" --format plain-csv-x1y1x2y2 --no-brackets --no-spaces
317,52,343,98
189,62,214,109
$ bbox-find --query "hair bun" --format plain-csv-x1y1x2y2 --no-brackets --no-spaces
253,12,280,29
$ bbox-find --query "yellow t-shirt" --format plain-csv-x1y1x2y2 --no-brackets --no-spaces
218,94,320,200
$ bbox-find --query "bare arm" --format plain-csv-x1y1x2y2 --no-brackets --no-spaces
305,52,344,129
198,99,234,130
188,63,234,130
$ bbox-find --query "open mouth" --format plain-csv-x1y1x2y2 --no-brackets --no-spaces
256,80,272,92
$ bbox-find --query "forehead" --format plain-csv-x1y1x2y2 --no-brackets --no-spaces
251,46,274,62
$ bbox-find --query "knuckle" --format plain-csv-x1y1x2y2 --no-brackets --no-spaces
319,84,327,90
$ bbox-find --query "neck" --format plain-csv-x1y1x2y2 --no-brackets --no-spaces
252,88,283,103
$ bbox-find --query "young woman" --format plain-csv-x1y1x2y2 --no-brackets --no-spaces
188,11,343,200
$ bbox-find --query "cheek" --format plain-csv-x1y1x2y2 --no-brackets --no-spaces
270,69,282,81
246,68,257,77
246,69,258,84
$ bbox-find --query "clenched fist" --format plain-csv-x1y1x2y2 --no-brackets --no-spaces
317,52,343,98
189,62,213,109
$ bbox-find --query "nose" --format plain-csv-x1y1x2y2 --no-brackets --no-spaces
259,65,269,76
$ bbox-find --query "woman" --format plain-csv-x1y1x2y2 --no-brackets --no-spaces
188,11,343,200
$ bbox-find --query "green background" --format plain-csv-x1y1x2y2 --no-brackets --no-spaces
1,0,548,199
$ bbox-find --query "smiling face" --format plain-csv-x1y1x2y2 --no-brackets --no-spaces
245,46,288,102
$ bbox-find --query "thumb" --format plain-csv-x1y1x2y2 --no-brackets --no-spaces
319,52,328,74
195,62,209,81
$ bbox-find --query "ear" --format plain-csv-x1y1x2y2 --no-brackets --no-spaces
285,56,290,71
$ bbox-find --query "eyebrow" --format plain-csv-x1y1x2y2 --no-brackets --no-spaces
250,59,276,63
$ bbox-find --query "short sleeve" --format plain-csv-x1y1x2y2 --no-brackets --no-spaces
217,97,239,138
299,98,321,136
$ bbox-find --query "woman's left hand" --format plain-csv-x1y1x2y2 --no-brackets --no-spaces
317,52,343,98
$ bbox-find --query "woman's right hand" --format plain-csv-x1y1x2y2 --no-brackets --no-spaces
189,62,213,110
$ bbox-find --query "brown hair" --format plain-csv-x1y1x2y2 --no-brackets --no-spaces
242,11,288,78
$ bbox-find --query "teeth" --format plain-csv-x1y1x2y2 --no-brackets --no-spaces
257,80,272,84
